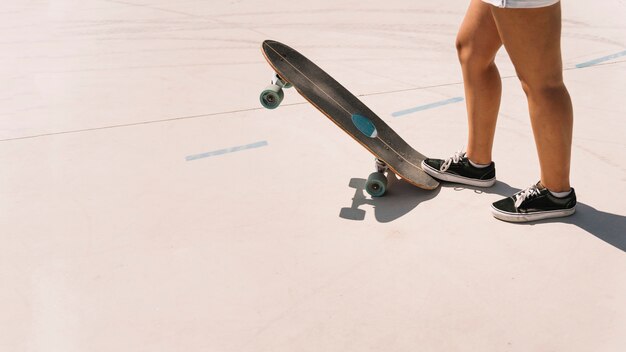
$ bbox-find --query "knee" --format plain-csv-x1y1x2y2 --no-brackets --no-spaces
455,36,496,70
455,36,473,66
518,73,566,99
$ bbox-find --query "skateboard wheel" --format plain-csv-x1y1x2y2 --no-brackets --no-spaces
365,172,387,197
260,84,284,109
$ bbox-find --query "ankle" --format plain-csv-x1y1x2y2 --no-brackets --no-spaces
465,152,492,166
540,181,571,194
468,159,490,169
549,189,572,198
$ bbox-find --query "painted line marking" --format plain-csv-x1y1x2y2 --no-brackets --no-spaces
186,140,268,161
392,97,464,117
576,50,626,68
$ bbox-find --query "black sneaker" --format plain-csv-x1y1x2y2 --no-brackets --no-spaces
421,151,496,187
491,182,577,222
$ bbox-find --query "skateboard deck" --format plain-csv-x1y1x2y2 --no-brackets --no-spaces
260,40,439,196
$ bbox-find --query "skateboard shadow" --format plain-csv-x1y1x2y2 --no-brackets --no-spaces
339,174,440,223
442,181,626,252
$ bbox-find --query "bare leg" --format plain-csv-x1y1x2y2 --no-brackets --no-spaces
490,3,573,192
456,0,503,165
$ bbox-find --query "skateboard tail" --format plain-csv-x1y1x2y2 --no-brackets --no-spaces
297,92,439,191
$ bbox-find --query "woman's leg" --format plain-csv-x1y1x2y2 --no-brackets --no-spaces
420,0,502,187
489,3,573,192
456,0,503,165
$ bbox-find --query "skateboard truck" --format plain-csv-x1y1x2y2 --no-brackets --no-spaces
260,73,292,109
366,158,389,197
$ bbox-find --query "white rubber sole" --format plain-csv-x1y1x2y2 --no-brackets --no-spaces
490,205,576,223
421,161,496,188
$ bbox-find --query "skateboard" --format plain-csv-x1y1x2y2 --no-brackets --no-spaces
260,40,439,196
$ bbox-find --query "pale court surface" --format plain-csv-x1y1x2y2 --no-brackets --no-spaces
1,1,625,351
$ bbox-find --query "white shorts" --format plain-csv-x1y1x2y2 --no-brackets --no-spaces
481,0,560,8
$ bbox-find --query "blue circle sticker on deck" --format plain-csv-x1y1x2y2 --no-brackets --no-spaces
351,114,378,138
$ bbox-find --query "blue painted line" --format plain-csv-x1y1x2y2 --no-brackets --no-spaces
186,140,268,161
392,97,464,117
576,50,626,68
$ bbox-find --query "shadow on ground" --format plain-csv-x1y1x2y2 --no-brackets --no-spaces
339,174,440,223
444,181,626,252
341,178,625,251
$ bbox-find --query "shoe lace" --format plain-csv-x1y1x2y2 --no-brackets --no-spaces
514,184,541,208
440,150,466,172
